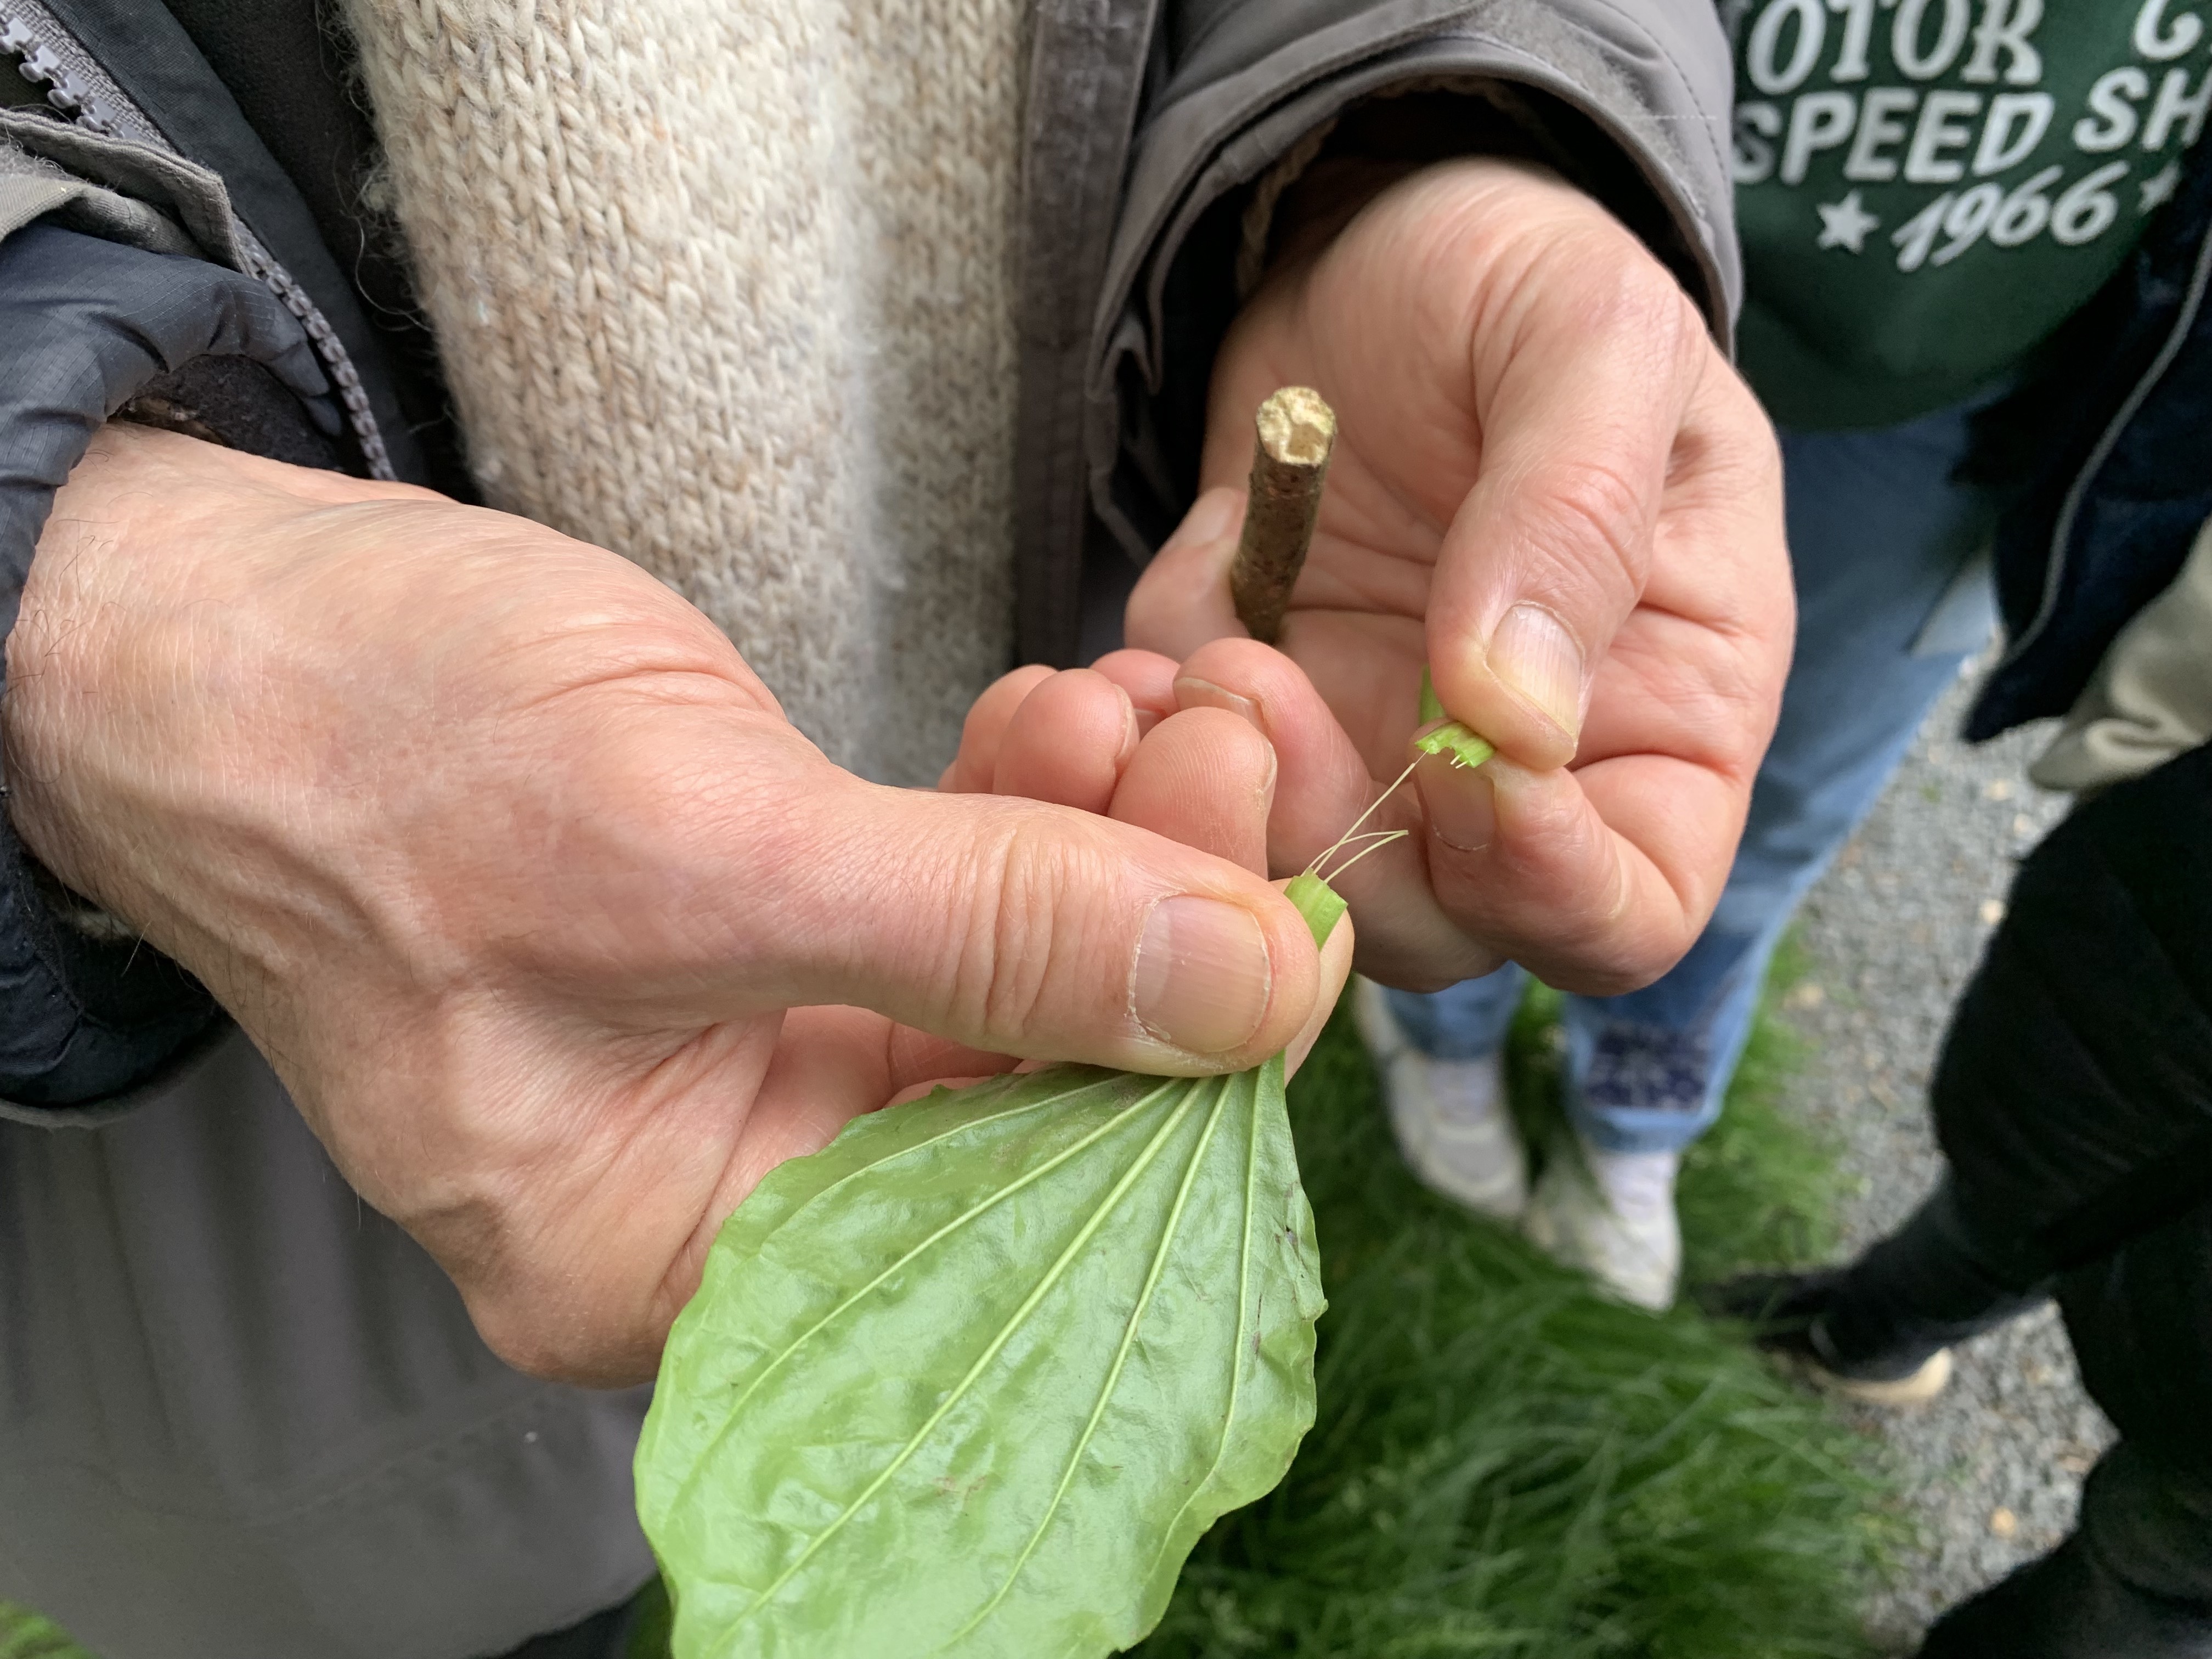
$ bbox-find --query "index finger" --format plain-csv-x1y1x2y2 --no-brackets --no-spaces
1424,218,1712,771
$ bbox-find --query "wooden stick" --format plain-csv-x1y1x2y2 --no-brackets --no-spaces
1230,386,1336,645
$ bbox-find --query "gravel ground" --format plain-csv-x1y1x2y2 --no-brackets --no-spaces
1774,663,2116,1654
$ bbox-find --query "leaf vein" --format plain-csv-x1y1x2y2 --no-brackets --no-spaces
947,1074,1237,1644
661,1075,1181,1517
718,1081,1209,1642
1138,1061,1272,1587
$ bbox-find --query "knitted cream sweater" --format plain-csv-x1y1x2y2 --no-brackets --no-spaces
342,0,1025,785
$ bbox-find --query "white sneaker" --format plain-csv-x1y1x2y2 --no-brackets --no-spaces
1522,1136,1681,1311
1354,978,1528,1221
1809,1347,1954,1407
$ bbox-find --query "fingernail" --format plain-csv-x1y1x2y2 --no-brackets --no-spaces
1173,676,1261,730
1132,896,1273,1055
1172,487,1241,548
1487,603,1584,738
1115,687,1141,764
1423,757,1498,852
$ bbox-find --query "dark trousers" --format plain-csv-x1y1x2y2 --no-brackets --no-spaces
1821,743,2212,1611
490,1595,641,1659
1828,1182,2212,1605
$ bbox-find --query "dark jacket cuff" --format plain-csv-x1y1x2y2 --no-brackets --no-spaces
0,217,336,1114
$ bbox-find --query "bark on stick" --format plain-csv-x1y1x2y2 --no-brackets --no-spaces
1231,386,1336,645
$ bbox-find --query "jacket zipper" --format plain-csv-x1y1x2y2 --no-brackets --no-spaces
0,0,395,479
1993,218,2212,678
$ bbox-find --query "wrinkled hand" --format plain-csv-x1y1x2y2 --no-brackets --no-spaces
5,426,1344,1385
1126,158,1792,994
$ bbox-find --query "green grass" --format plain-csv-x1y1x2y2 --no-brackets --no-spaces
1132,957,1893,1659
3,955,1892,1659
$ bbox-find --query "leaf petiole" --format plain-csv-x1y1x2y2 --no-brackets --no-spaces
1415,668,1497,770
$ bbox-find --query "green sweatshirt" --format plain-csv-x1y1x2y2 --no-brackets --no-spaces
1731,0,2208,430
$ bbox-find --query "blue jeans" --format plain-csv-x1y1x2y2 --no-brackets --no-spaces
1387,399,2000,1154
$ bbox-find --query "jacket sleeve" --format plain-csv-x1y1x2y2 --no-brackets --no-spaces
2030,515,2212,795
1015,0,1738,662
1132,0,1737,321
0,212,337,1121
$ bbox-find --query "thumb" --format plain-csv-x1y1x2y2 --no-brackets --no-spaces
1124,484,1248,659
751,770,1324,1075
1427,262,1708,771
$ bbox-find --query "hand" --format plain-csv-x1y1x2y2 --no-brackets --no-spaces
1126,159,1792,994
940,653,1274,878
5,426,1341,1385
940,650,1352,1048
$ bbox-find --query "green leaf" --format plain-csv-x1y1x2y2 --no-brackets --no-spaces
636,1048,1327,1658
0,1602,94,1659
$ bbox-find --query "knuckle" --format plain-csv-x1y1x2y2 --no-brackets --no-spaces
1589,235,1706,353
1502,872,1682,997
954,810,1136,1051
1551,871,1702,998
1525,454,1651,601
945,810,1068,1045
1549,218,1702,338
1558,922,1692,998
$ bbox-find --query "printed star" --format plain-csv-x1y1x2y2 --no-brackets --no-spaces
1815,189,1881,254
2140,162,2181,213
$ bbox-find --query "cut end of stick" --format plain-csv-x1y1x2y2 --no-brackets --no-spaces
1255,387,1336,470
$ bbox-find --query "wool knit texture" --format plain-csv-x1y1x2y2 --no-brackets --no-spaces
340,0,1025,783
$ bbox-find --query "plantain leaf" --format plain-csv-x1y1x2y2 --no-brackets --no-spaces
1415,669,1497,771
1414,720,1495,770
636,881,1342,1658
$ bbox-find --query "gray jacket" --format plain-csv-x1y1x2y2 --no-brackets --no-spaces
0,2,1736,1655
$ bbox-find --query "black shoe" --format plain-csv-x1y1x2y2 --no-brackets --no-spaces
1699,1269,1954,1406
1917,1534,2212,1658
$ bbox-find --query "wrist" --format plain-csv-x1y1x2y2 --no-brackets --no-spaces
4,427,432,949
1244,82,1718,343
1250,80,1584,292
